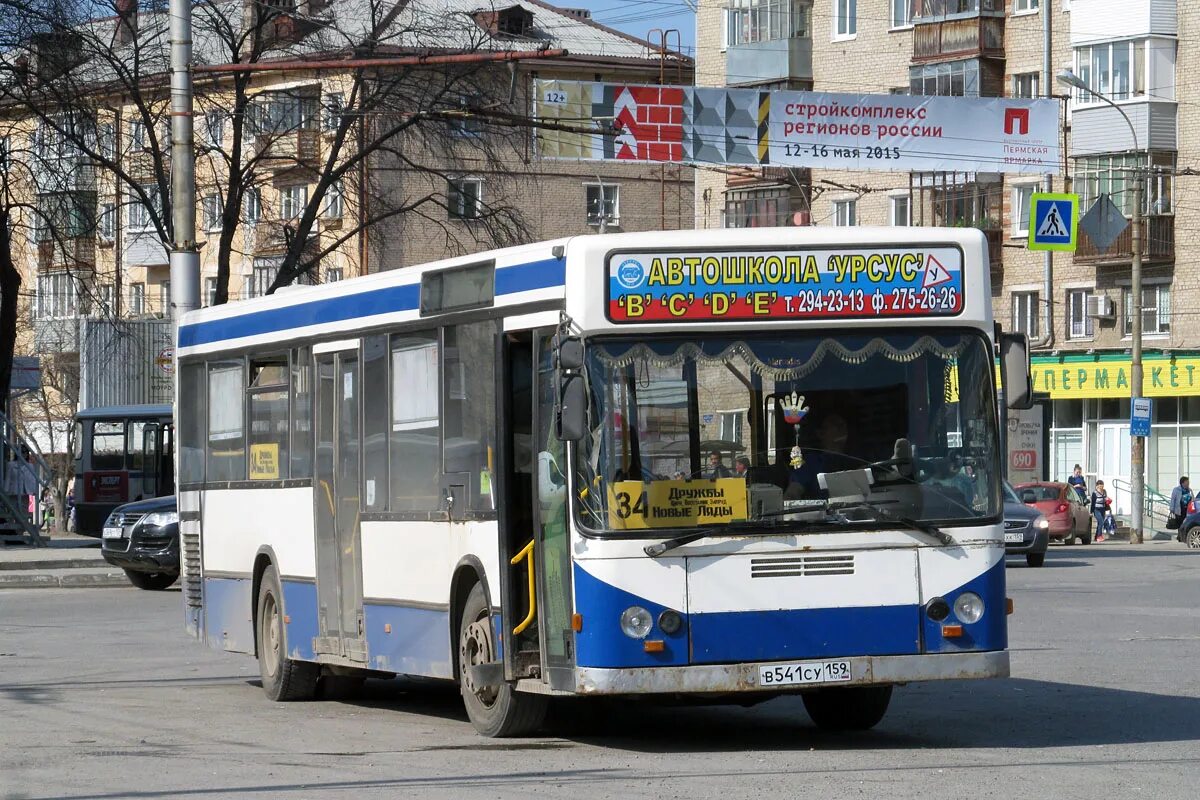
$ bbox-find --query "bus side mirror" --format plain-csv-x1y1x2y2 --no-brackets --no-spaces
999,332,1033,410
556,336,583,370
556,374,586,442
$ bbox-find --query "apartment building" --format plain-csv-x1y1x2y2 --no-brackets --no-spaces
696,0,1194,505
2,0,693,414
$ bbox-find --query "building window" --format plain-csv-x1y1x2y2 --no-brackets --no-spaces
448,178,483,220
833,199,856,226
1076,152,1173,217
1011,291,1040,338
1067,289,1094,339
251,93,317,134
1012,184,1035,236
243,188,262,224
127,184,161,232
1012,72,1040,98
585,184,619,227
1013,0,1039,13
205,276,218,307
323,180,344,219
1123,284,1170,336
98,284,114,315
890,195,910,226
250,260,279,299
202,194,223,231
0,135,8,169
910,58,982,97
35,272,78,319
321,93,343,133
129,283,145,316
891,0,912,28
727,0,811,45
203,111,223,147
325,267,344,283
724,187,792,228
834,0,856,38
98,202,116,241
129,119,146,150
280,185,307,220
1074,40,1146,103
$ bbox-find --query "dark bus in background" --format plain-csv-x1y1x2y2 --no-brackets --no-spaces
73,404,174,536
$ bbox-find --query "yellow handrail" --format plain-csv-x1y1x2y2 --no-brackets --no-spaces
510,539,536,636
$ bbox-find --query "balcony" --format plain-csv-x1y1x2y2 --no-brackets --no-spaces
1074,214,1174,265
33,315,81,354
725,36,812,87
255,129,321,169
37,236,95,270
913,13,1004,62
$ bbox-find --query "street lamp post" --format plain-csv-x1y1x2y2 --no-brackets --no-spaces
1058,68,1145,544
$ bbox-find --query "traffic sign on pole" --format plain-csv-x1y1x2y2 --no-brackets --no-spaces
1131,397,1152,438
1028,192,1079,251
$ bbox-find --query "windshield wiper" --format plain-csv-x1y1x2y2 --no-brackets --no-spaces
837,503,954,545
643,518,828,557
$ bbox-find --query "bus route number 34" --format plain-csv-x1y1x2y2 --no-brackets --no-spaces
614,490,648,519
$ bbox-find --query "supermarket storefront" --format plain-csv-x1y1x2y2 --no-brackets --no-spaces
1036,353,1200,512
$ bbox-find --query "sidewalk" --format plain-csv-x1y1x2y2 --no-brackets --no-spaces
0,531,129,589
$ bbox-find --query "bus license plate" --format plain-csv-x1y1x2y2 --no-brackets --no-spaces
759,659,852,687
1004,532,1025,543
102,526,124,539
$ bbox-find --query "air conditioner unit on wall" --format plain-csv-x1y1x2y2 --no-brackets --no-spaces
1086,294,1115,319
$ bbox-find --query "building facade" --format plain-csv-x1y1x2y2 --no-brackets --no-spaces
2,0,694,420
696,0,1194,510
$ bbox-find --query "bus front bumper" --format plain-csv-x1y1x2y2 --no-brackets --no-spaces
573,650,1009,696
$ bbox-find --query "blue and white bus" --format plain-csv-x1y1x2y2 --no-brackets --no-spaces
177,227,1031,736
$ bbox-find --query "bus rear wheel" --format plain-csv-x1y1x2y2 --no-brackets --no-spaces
256,565,319,701
458,582,547,737
802,685,893,731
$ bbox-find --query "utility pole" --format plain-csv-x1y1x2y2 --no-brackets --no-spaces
168,0,199,332
1130,174,1145,543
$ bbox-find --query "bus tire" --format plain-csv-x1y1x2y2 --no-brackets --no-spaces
802,685,893,731
125,570,178,590
256,565,318,702
458,582,547,737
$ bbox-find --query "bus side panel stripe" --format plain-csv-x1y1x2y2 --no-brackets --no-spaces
495,258,566,295
282,580,319,662
202,576,255,655
364,604,453,678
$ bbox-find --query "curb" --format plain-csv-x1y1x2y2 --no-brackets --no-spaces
0,559,107,572
0,571,130,589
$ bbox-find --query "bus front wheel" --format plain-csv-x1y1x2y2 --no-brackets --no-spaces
256,565,319,702
802,685,893,731
458,582,547,737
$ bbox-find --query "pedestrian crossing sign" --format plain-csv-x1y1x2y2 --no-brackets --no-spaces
1028,192,1079,252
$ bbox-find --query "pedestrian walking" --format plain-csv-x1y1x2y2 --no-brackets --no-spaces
1090,480,1111,542
1168,476,1193,530
1067,464,1087,501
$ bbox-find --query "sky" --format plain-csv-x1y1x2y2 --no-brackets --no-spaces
563,0,697,54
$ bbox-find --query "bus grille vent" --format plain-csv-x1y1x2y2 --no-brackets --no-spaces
750,554,855,578
181,531,203,609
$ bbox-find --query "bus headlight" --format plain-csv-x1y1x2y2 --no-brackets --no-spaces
953,592,985,624
657,609,683,635
619,606,653,639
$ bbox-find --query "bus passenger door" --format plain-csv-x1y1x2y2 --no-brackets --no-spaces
313,350,367,663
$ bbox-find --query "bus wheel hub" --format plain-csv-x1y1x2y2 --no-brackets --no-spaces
462,619,498,705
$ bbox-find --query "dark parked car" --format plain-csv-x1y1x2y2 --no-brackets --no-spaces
1003,481,1049,567
1176,499,1200,549
101,495,179,590
1014,481,1093,544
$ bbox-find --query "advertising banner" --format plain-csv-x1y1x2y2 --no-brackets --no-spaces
606,246,964,323
535,80,1060,175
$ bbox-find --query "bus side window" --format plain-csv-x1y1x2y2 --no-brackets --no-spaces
207,360,246,482
92,422,125,471
179,363,205,485
247,356,289,481
443,321,498,512
390,331,440,511
363,336,389,510
291,347,312,479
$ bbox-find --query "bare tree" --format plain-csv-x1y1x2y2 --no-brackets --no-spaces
0,0,575,305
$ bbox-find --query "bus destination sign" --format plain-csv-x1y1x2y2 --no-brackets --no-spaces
606,246,964,323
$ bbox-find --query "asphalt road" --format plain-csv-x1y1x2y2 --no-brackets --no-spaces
2,542,1198,800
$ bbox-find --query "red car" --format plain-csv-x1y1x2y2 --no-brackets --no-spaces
1013,482,1094,544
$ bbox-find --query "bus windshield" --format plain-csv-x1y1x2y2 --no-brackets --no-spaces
575,330,1000,535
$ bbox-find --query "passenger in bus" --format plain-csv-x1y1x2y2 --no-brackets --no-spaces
734,457,751,478
706,452,733,479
